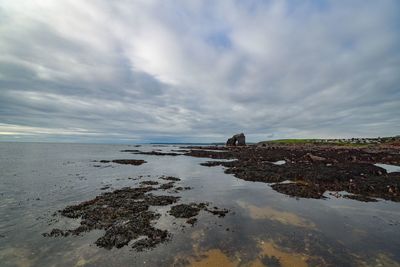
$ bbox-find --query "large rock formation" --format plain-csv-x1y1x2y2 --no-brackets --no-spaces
226,133,246,146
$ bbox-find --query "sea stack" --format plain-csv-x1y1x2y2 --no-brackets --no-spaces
226,133,246,146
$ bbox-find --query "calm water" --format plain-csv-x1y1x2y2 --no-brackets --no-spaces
0,142,400,267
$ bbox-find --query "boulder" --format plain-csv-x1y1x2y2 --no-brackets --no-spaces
226,133,246,146
305,153,326,162
235,133,246,146
226,137,236,146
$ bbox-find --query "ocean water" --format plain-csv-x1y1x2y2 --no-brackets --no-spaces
0,142,399,267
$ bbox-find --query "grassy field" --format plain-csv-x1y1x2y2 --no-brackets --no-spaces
266,139,316,144
259,139,370,146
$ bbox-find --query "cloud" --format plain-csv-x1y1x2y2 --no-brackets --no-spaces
0,0,399,142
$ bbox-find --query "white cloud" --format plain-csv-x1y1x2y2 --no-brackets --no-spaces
0,0,399,142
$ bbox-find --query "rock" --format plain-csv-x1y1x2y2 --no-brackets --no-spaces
44,176,229,251
226,137,236,146
159,176,181,181
140,181,159,186
44,186,179,250
186,145,400,202
343,194,378,202
306,153,326,162
42,228,70,237
98,159,147,165
271,183,325,199
112,159,146,165
226,133,246,146
169,204,201,218
235,133,246,146
158,182,175,190
100,185,111,190
260,255,281,267
186,218,197,225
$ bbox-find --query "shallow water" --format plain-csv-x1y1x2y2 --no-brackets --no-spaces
0,142,400,267
272,160,286,165
375,163,400,173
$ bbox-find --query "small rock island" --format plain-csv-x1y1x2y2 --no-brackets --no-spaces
226,133,246,146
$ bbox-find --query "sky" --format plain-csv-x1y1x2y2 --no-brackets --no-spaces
0,0,399,143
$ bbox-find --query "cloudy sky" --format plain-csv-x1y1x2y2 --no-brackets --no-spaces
0,0,399,143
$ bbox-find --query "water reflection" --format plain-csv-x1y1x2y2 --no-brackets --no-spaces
237,201,315,228
177,240,310,267
254,240,309,267
0,247,34,267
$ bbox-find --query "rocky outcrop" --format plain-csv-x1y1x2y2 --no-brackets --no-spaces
226,137,236,146
226,133,246,146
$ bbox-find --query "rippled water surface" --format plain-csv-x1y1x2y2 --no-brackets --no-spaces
1,143,400,267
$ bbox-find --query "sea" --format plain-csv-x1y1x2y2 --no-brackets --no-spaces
0,142,399,266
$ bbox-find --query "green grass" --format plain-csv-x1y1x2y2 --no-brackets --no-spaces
265,139,317,144
260,139,316,145
256,136,399,147
260,139,369,147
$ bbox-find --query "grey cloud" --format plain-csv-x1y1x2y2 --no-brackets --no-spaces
0,0,399,142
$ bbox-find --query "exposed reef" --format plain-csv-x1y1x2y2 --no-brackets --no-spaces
44,176,229,250
187,144,400,202
169,203,229,225
97,159,146,165
121,150,181,156
226,133,246,146
44,186,178,250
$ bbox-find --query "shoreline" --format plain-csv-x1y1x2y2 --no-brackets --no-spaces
185,143,400,202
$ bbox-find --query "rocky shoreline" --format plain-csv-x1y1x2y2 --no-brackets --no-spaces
108,142,400,202
44,175,229,250
188,144,400,202
44,140,400,253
